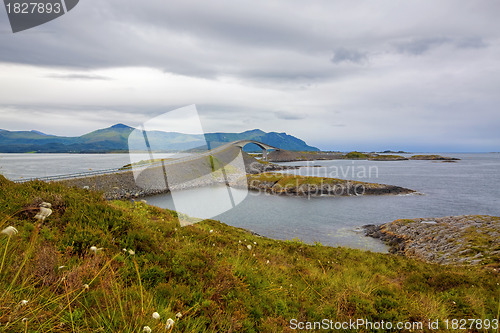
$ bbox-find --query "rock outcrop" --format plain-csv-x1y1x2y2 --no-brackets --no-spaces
365,215,499,267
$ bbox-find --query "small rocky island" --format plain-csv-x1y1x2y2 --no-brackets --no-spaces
266,150,460,162
244,173,414,196
364,215,499,267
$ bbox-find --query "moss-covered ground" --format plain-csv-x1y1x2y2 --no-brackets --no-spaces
0,176,498,332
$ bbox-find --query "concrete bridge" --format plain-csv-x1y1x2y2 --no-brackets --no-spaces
13,140,280,183
213,140,279,161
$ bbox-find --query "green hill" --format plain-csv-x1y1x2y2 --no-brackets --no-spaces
0,125,319,153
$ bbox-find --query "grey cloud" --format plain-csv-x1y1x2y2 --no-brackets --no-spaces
395,37,451,55
393,36,488,55
0,0,497,84
331,49,367,64
456,37,487,49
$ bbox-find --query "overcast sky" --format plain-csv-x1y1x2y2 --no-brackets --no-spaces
1,0,499,151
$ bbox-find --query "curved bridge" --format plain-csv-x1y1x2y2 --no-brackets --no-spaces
231,140,279,151
13,140,280,183
212,140,279,161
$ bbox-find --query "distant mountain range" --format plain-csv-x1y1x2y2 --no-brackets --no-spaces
0,124,319,153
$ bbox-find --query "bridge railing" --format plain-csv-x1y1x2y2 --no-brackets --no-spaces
12,167,128,183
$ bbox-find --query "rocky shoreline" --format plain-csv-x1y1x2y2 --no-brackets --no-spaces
364,215,500,267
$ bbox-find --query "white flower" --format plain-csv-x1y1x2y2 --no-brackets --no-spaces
122,248,127,252
253,242,257,245
90,246,103,254
20,300,29,306
142,326,152,333
266,260,270,264
209,229,213,233
175,312,182,318
58,266,66,270
34,206,52,221
83,284,89,290
1,226,18,236
128,249,135,256
247,245,252,250
152,312,160,320
165,318,174,329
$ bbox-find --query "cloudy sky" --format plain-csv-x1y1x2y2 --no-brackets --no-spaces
0,0,499,151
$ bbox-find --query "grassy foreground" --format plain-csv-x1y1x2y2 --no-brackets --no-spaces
0,175,498,332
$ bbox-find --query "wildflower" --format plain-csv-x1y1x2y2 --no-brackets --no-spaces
247,245,252,250
266,260,270,264
34,203,52,221
122,248,127,252
90,246,103,254
83,284,89,290
1,226,18,236
58,266,66,270
165,318,174,329
152,312,160,320
175,312,182,318
209,229,213,233
20,300,29,306
143,327,152,333
238,240,241,243
128,249,135,256
82,186,90,190
253,242,257,245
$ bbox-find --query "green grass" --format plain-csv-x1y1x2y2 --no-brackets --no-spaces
0,175,498,332
345,151,369,159
369,155,407,160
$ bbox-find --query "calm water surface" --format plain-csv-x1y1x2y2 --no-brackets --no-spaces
146,153,500,251
2,153,499,252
